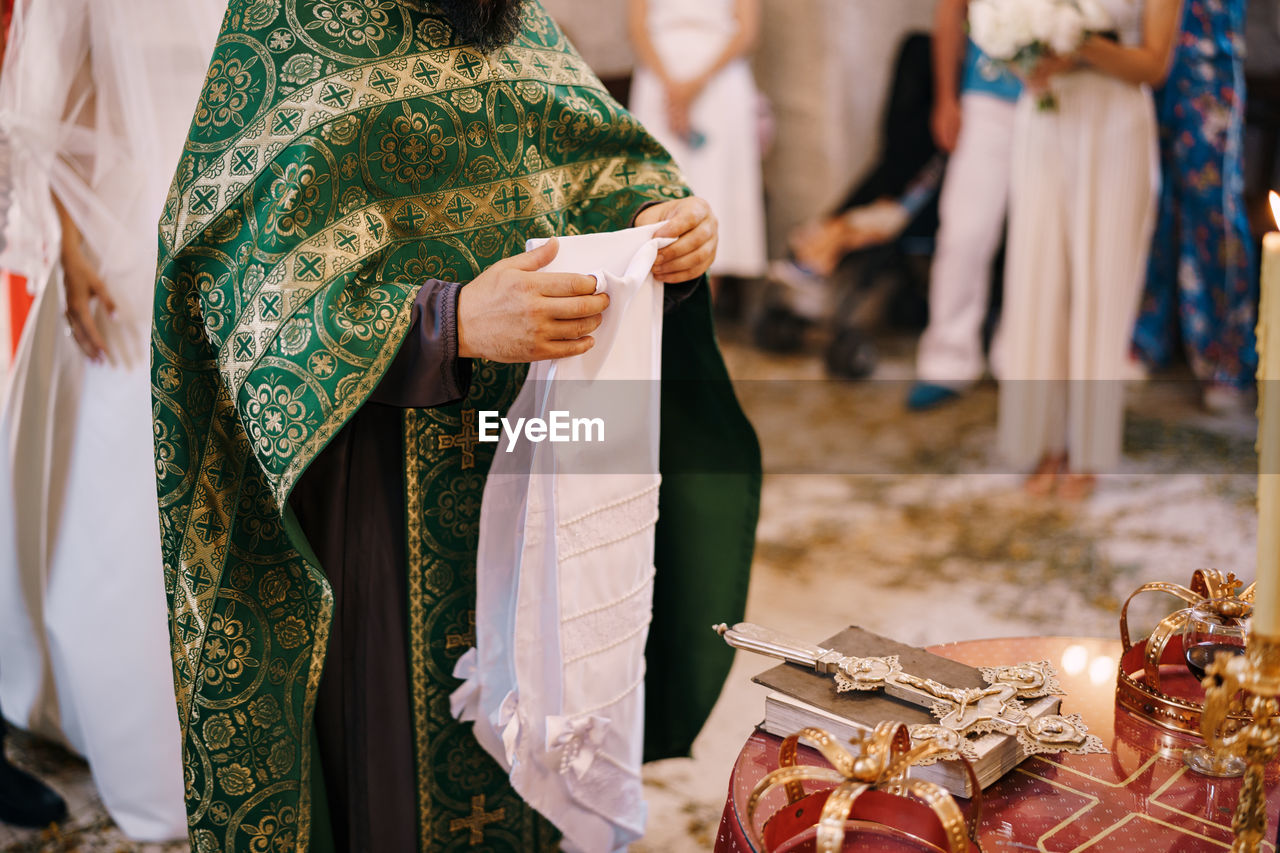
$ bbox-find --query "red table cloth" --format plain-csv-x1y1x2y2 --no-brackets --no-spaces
715,636,1280,852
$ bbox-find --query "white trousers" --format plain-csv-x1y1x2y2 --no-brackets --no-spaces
915,93,1016,385
998,72,1158,473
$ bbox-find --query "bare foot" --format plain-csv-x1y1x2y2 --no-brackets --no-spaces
1024,455,1066,497
1057,473,1096,501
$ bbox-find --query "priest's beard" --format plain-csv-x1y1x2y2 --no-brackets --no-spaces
438,0,526,53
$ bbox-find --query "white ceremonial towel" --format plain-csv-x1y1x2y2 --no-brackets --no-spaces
452,223,672,853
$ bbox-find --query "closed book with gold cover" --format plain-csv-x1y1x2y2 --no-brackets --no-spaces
752,627,1060,797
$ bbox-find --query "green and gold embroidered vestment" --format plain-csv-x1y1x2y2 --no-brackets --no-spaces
152,1,760,850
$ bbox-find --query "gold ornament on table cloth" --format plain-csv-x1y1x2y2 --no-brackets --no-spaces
746,723,981,853
716,623,1105,761
1116,568,1255,735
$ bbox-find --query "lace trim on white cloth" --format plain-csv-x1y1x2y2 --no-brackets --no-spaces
563,565,657,622
564,608,653,665
557,481,660,561
559,479,661,527
561,567,655,664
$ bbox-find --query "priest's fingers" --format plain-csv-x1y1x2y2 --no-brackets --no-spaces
532,272,599,298
633,199,677,229
653,196,712,242
542,292,608,320
653,217,716,271
548,313,604,341
653,233,718,283
535,337,595,360
503,236,560,271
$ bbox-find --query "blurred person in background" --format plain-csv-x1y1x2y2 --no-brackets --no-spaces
1132,0,1257,413
905,0,1022,411
0,0,221,839
998,0,1181,499
629,0,768,296
764,32,940,375
783,29,940,281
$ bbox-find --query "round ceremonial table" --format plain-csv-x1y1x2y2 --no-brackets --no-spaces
714,636,1280,852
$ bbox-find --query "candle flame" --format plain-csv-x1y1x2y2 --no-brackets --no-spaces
1272,190,1280,231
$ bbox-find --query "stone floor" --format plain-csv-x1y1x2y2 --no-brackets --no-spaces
0,331,1260,852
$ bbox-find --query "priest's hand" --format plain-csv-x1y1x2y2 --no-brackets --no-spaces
456,237,608,362
635,196,718,283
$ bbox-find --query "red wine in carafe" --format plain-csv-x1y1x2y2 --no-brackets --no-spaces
1185,641,1245,681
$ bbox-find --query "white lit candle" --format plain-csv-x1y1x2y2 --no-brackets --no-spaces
1252,192,1280,636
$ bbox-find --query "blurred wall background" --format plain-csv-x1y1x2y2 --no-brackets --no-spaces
542,0,635,78
1247,0,1280,75
1246,0,1280,226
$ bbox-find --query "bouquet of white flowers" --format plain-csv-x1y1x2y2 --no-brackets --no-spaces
969,0,1113,108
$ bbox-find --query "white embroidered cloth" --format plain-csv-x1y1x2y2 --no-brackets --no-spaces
451,224,671,853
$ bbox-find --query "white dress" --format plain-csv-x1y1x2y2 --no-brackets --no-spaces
0,0,222,840
453,224,670,853
630,0,768,278
998,0,1158,473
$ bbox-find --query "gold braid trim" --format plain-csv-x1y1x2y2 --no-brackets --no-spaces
403,409,433,852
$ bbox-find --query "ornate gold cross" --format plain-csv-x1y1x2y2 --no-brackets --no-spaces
450,795,505,846
447,610,477,651
437,408,480,469
716,622,1105,761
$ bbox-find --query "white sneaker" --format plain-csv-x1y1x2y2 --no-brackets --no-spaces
1121,355,1149,384
768,260,828,321
1203,384,1252,415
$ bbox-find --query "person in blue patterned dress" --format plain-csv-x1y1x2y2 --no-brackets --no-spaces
1133,0,1257,411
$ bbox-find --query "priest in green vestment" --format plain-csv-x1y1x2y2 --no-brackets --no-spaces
151,1,760,850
